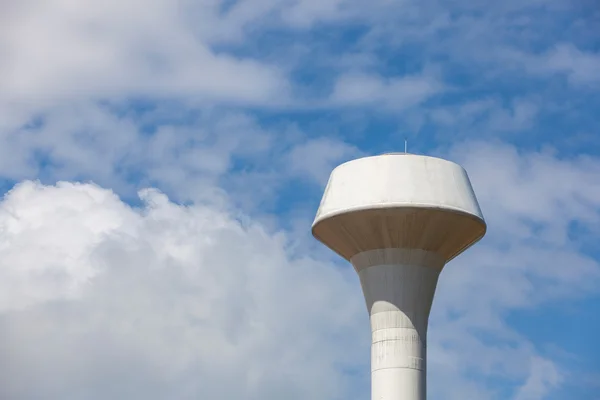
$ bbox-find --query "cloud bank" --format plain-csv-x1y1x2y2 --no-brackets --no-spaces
0,140,597,399
0,181,367,400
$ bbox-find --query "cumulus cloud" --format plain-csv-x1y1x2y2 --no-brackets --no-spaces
0,181,134,311
0,181,368,400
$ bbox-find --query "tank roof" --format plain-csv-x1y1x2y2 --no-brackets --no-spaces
312,153,486,262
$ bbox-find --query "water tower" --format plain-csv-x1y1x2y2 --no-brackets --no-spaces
312,153,486,400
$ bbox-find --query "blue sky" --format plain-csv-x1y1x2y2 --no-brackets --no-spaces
0,0,599,399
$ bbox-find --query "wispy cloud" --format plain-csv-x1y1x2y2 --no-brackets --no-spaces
286,137,362,184
0,0,290,106
330,72,442,109
499,43,600,86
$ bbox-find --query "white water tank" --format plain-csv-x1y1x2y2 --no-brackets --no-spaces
312,153,486,400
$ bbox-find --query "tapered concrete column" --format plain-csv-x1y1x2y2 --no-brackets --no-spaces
352,249,444,400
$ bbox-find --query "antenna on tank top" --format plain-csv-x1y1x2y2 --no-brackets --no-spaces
380,139,411,157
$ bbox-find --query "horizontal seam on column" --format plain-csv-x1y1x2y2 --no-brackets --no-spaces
371,328,421,333
356,262,444,272
372,367,425,372
371,338,425,344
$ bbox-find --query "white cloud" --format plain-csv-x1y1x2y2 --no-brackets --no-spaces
349,1,600,90
513,356,563,400
280,0,347,28
1,0,595,118
286,137,362,184
0,0,434,112
0,180,368,400
499,43,600,86
437,143,600,314
541,44,600,85
0,102,366,216
330,72,442,109
0,181,133,311
331,73,442,110
0,0,290,107
424,141,600,398
0,104,279,204
451,142,600,244
430,98,539,135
